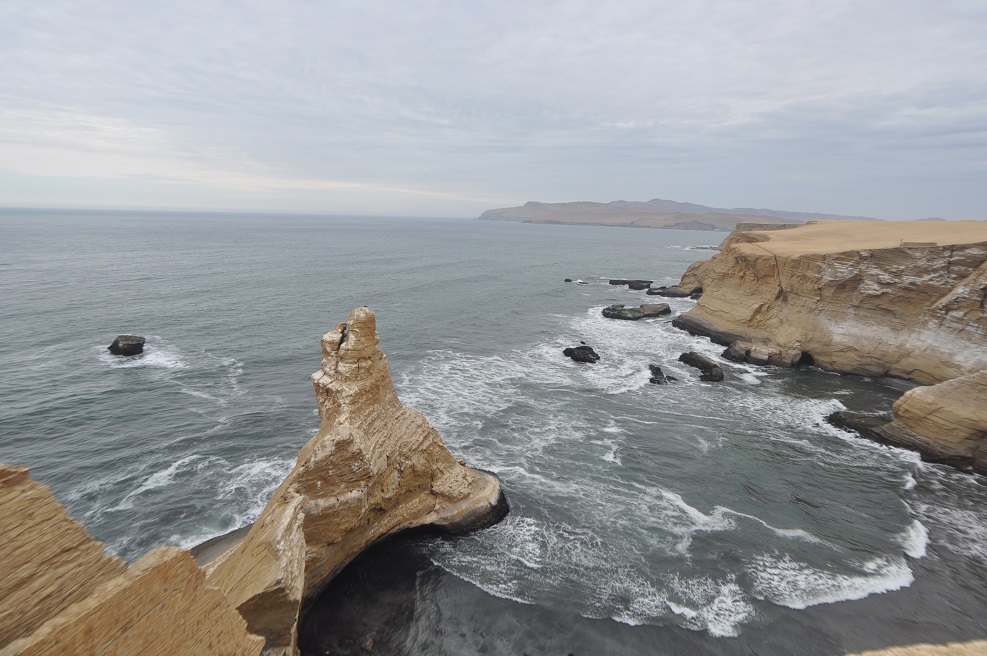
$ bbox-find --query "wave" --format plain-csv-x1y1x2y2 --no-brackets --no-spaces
748,553,913,610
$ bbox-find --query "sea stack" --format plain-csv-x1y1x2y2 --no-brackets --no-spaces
204,307,506,655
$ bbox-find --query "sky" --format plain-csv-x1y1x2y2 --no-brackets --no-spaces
1,1,985,219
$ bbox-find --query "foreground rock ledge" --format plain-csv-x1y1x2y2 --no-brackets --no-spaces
205,307,506,655
0,464,263,656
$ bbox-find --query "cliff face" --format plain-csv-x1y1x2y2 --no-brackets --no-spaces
673,220,987,472
673,221,987,384
205,307,505,655
0,464,264,656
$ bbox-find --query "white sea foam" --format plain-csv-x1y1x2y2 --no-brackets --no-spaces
664,574,756,637
181,389,217,401
111,454,215,511
899,519,928,559
914,499,987,563
748,553,913,609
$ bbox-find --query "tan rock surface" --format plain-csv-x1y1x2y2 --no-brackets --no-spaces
851,640,987,656
673,220,987,383
2,547,264,656
0,464,127,648
876,370,987,473
205,307,505,655
0,464,264,656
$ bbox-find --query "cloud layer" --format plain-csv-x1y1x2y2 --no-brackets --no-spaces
1,0,985,218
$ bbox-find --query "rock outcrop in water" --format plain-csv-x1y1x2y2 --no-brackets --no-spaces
673,220,987,471
204,307,506,655
563,345,600,363
875,370,987,474
0,464,263,655
602,303,671,320
108,335,145,356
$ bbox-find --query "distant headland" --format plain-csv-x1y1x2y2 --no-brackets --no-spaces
478,197,879,231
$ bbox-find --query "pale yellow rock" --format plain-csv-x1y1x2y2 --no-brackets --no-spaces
674,220,987,383
851,640,987,656
2,547,264,656
205,307,505,655
0,465,127,648
0,465,264,656
876,370,987,473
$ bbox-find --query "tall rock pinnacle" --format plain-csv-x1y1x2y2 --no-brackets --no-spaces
206,307,506,655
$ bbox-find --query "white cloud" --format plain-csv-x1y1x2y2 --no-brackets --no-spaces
0,0,985,217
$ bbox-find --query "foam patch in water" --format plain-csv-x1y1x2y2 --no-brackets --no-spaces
899,519,928,559
748,552,913,609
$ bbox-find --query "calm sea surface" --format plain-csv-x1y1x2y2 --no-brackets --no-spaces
1,209,985,655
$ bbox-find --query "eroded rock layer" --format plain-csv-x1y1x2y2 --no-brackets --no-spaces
205,307,505,655
673,221,987,384
0,464,264,656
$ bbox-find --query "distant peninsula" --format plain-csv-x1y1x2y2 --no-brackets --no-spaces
478,198,877,231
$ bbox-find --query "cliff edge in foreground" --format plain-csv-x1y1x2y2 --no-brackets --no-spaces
0,464,264,656
672,220,987,472
205,307,506,655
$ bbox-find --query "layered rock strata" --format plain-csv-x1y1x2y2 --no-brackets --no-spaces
672,221,987,383
205,307,505,655
673,220,987,470
0,464,263,656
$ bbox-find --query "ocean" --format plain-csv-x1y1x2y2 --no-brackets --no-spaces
1,209,985,655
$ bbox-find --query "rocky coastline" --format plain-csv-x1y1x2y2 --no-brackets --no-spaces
0,307,505,656
670,220,987,473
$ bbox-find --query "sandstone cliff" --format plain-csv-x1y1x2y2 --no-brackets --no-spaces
205,307,506,655
672,220,987,471
0,464,264,656
673,220,987,383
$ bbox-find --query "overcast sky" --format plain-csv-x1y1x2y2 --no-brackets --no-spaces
1,1,985,219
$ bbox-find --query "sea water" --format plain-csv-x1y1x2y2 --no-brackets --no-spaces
1,209,985,655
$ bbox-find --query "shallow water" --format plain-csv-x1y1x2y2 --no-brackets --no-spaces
1,209,985,654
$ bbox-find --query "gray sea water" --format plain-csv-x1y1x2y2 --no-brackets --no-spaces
1,209,985,655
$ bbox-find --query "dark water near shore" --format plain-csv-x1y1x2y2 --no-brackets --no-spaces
2,209,986,654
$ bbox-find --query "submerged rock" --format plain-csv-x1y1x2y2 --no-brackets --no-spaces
826,410,894,441
602,304,671,320
648,364,672,384
563,345,600,363
650,285,697,298
108,335,145,356
609,279,653,287
678,351,724,382
205,307,506,654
